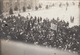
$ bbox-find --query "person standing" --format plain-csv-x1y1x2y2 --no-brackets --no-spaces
70,16,74,23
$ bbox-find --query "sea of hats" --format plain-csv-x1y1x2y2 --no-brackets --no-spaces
0,14,80,53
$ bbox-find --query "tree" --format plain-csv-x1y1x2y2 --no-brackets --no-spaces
23,6,26,12
9,8,13,14
0,9,2,15
66,2,69,7
0,1,2,15
52,3,54,6
39,4,42,9
46,5,49,9
14,6,18,11
27,5,31,9
78,2,80,7
59,3,61,7
35,6,38,10
0,10,3,18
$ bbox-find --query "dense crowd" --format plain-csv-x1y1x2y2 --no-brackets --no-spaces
0,14,80,53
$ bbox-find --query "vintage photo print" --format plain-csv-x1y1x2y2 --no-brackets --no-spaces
0,0,80,55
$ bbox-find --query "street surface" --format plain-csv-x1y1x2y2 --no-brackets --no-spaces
14,4,79,27
1,40,78,55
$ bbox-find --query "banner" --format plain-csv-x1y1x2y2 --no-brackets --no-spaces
50,23,57,31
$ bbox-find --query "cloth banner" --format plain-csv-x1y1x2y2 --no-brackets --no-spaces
50,23,57,30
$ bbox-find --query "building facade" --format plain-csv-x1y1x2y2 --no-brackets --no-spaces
0,0,39,13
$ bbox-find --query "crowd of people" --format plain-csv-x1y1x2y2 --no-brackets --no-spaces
0,14,80,53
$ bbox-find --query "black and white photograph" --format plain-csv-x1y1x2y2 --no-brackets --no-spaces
0,0,80,55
